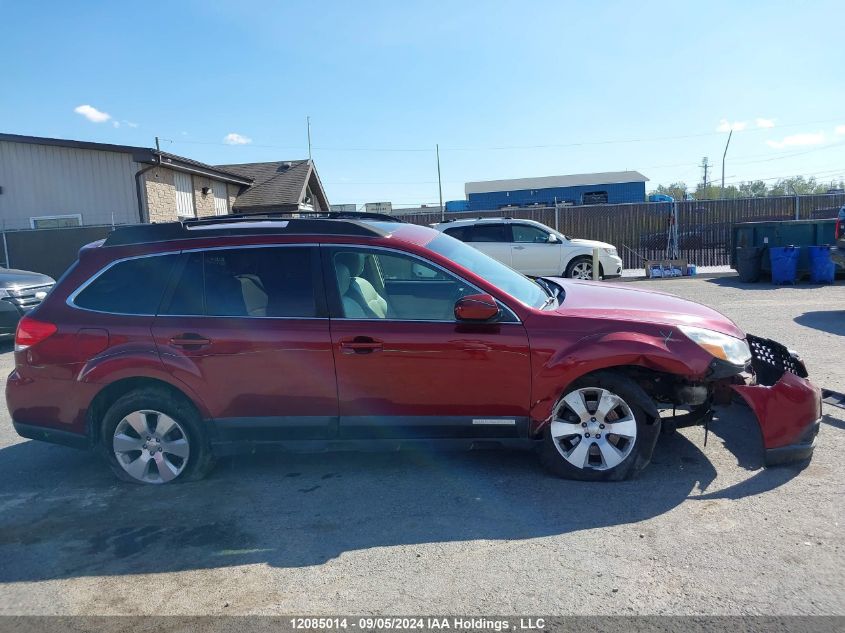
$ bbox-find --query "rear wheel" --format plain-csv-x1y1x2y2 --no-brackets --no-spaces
100,388,214,484
565,256,602,280
540,372,658,481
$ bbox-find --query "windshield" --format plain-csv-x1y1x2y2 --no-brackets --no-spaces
426,233,550,309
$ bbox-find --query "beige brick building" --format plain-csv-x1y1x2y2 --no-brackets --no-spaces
0,133,330,230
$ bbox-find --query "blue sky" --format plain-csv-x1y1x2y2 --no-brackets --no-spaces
2,0,843,208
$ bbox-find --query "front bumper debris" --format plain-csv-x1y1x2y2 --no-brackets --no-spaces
730,334,822,466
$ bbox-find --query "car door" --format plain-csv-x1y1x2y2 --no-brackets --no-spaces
465,223,513,267
151,244,339,442
510,223,562,276
324,245,532,440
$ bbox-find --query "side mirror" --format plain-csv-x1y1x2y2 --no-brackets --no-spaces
546,234,560,243
454,293,500,322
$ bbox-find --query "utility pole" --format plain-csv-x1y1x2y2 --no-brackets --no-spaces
155,136,160,152
306,116,312,160
720,130,732,199
700,157,710,199
436,144,444,221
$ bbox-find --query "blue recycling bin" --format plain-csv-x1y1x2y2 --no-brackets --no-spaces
770,246,799,285
808,245,836,284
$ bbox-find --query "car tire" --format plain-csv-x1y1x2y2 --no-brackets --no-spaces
100,387,214,485
539,372,660,481
564,256,602,280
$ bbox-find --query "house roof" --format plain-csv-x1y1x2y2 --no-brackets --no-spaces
215,160,330,211
0,133,253,186
465,171,649,195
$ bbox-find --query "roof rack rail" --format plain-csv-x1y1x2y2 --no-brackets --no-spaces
183,210,403,225
102,212,397,247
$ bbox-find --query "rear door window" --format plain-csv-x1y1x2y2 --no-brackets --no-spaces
443,226,469,241
468,224,510,243
161,247,320,318
74,254,178,314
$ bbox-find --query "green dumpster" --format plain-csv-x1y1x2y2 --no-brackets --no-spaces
731,219,837,278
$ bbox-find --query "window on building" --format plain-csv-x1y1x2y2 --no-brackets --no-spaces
174,171,195,218
583,191,608,205
74,254,179,314
212,181,228,216
30,214,82,229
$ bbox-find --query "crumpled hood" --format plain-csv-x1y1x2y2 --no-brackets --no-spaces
549,278,745,339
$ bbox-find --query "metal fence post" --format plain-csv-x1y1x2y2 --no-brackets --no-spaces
2,231,8,269
592,248,600,281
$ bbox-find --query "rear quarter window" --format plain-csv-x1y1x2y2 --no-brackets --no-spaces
443,226,469,241
73,254,178,314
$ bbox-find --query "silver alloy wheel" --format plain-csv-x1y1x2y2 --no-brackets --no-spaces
112,410,190,484
570,260,593,279
550,387,637,471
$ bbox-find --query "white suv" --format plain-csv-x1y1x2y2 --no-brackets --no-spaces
432,218,623,279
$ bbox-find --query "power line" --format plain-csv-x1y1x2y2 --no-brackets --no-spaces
166,116,844,154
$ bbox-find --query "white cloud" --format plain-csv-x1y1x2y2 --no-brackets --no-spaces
756,117,776,128
717,118,747,132
112,121,120,128
124,121,139,128
74,104,111,123
766,132,825,149
835,125,845,135
224,132,252,145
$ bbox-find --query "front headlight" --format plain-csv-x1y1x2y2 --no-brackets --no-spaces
601,247,618,257
678,325,751,365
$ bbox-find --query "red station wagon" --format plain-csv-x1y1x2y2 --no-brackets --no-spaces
6,214,822,484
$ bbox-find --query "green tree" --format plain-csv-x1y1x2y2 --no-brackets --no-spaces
650,182,689,200
769,176,830,196
737,180,769,197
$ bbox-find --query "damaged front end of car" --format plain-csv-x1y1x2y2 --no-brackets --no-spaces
632,333,821,467
730,334,822,466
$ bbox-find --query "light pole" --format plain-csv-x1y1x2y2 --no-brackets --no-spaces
436,144,444,221
721,129,733,198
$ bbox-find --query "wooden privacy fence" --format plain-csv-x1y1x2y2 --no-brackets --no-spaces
1,225,114,279
396,193,845,269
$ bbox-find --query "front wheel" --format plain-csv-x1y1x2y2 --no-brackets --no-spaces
564,256,602,280
539,372,659,481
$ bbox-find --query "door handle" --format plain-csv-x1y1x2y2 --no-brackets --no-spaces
513,245,525,250
170,333,212,348
340,336,383,355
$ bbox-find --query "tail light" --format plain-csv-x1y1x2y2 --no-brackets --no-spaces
15,316,57,351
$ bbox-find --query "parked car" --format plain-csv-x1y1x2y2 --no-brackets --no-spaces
7,214,820,484
0,267,56,338
432,218,623,279
832,205,845,270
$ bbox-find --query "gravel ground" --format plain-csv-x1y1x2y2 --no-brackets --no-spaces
0,275,842,616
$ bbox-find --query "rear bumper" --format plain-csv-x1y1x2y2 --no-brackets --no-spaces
12,420,89,450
